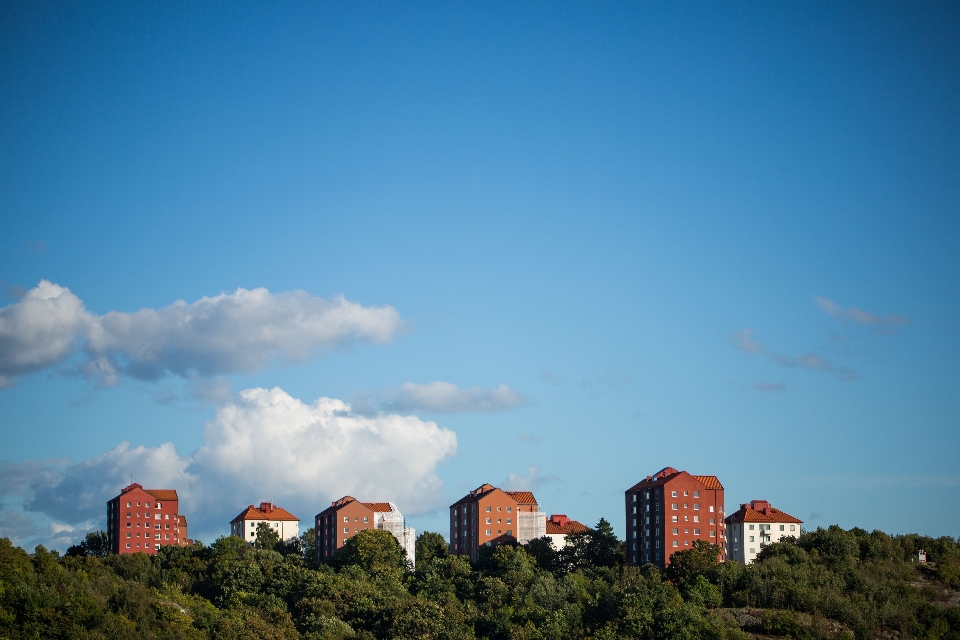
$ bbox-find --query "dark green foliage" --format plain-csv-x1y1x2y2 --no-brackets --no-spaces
255,522,282,550
65,530,110,558
1,526,958,639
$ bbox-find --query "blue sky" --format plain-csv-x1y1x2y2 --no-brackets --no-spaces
1,1,958,550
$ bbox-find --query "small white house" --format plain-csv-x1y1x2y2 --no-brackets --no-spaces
544,514,590,549
231,502,300,542
725,500,802,564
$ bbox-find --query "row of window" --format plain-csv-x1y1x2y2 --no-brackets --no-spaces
121,501,168,509
746,523,796,532
126,522,172,530
451,505,514,516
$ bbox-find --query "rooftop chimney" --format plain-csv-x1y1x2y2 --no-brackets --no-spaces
260,502,274,514
550,514,570,527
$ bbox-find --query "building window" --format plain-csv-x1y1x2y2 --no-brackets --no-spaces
750,548,755,554
632,531,637,538
672,516,678,522
672,528,678,535
344,516,349,522
632,506,636,514
790,525,796,531
485,529,491,535
655,540,660,548
506,518,512,524
694,516,699,523
671,491,677,497
749,536,755,542
486,518,491,524
672,540,679,547
694,529,700,535
672,504,678,510
709,506,714,512
507,507,512,512
632,495,637,502
710,531,715,537
486,506,491,512
507,529,512,536
780,525,785,531
694,504,700,510
126,543,131,548
710,518,715,524
749,524,755,530
344,528,349,533
693,491,699,498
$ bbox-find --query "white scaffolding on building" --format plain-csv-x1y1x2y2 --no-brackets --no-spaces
374,502,417,567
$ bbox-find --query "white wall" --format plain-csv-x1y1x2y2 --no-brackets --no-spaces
727,520,800,564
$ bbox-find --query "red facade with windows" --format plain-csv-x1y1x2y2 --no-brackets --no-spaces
106,483,188,555
624,467,726,569
314,496,393,561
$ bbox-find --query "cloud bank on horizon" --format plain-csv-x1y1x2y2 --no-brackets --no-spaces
0,386,458,549
0,280,404,387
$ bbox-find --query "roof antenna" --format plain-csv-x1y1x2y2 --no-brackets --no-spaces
130,473,133,484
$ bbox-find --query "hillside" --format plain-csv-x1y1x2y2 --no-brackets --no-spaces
0,524,957,639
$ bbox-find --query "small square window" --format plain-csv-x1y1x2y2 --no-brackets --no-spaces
710,531,715,537
486,506,491,512
486,518,491,524
694,528,700,535
344,528,349,533
709,506,715,512
790,525,796,531
694,504,700,510
672,528,678,534
693,491,699,498
126,543,131,548
672,540,678,547
672,515,678,522
344,516,349,522
485,529,491,535
671,491,677,497
684,491,688,496
749,524,754,530
507,507,512,512
780,525,784,531
672,503,678,510
506,518,512,524
364,517,369,523
497,506,502,511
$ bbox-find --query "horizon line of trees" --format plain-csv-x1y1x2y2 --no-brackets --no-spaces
2,519,957,639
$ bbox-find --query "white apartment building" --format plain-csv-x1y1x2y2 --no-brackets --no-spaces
725,500,802,564
231,502,300,542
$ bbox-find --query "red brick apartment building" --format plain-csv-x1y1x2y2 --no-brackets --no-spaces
106,483,189,555
624,467,725,568
315,496,416,565
449,483,546,562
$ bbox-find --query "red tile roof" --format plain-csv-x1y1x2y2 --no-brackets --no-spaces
692,475,723,490
627,470,724,492
725,503,802,524
362,502,393,512
545,519,590,535
230,504,300,523
145,489,178,501
504,491,538,505
177,515,187,526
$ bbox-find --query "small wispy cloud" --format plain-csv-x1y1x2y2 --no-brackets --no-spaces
517,433,540,444
752,382,785,392
730,329,856,381
814,296,908,328
355,381,526,414
503,465,561,492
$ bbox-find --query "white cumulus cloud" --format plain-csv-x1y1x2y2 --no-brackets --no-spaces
2,387,457,548
354,381,526,414
0,281,404,386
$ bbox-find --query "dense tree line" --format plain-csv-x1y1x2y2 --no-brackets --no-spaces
1,521,958,639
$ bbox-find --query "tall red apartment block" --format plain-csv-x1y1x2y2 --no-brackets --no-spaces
106,483,188,555
449,483,546,562
624,467,726,568
315,496,416,565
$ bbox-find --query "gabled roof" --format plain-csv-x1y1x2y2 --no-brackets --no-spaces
504,491,538,506
725,503,802,525
230,504,299,524
692,475,723,490
627,468,723,492
545,519,590,535
177,515,187,526
146,489,179,501
362,502,393,512
451,484,506,506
